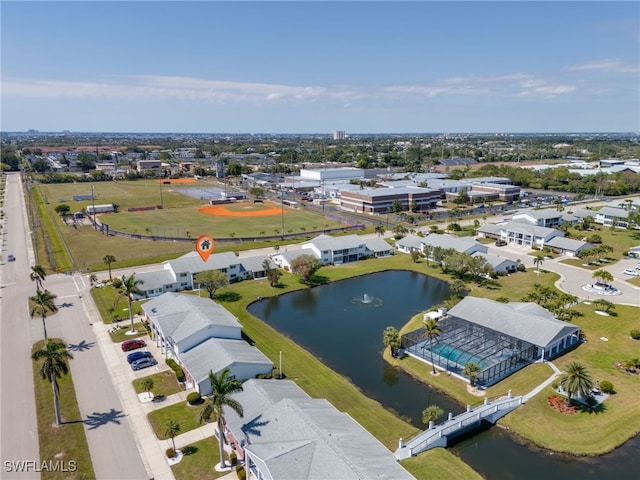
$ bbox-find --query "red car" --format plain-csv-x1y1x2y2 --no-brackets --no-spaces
121,339,146,352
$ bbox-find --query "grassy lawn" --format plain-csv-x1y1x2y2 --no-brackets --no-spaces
109,322,149,343
401,448,482,480
559,225,640,269
90,286,145,324
498,303,640,455
171,437,229,480
147,401,211,440
132,371,182,397
31,339,95,480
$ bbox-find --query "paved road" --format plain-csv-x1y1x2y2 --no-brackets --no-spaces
1,172,41,479
0,172,149,480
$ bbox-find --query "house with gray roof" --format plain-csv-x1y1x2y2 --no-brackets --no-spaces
142,292,242,356
545,237,594,257
472,252,519,274
223,380,415,479
179,338,272,395
447,297,581,361
512,209,565,228
302,234,367,265
395,233,425,254
486,221,562,248
594,206,630,229
419,233,488,257
364,236,394,258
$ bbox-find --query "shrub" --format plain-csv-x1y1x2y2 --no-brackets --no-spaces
230,452,237,466
235,465,246,480
588,233,602,243
186,392,202,405
517,263,526,272
630,330,640,340
599,380,615,394
166,358,186,382
166,447,175,459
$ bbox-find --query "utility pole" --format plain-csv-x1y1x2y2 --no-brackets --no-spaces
90,184,96,229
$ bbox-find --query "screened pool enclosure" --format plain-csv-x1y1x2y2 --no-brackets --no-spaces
401,315,538,387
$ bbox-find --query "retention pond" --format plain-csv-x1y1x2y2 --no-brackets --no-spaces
248,270,639,479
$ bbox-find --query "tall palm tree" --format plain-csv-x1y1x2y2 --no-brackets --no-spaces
164,419,181,452
382,326,401,358
462,362,482,387
534,254,544,274
32,340,73,426
422,318,442,375
374,224,385,238
103,255,116,281
115,274,144,334
558,361,594,401
30,289,58,341
198,368,244,469
30,265,47,290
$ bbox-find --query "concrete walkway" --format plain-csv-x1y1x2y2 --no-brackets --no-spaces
523,361,562,402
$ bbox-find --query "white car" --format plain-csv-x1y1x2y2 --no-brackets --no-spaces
623,268,639,276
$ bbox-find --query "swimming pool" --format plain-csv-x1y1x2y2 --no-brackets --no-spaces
430,342,488,369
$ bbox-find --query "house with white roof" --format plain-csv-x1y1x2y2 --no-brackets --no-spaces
180,338,272,395
142,292,242,356
223,380,415,480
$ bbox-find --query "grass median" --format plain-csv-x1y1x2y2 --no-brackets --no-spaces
31,339,95,480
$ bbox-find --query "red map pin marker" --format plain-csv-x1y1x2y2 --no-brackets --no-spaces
195,235,214,262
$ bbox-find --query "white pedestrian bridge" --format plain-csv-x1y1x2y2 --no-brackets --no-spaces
394,392,524,460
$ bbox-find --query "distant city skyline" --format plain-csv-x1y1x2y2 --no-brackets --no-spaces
1,1,638,134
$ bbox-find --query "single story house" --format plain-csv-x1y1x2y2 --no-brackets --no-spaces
447,297,582,362
545,237,594,257
419,233,488,257
223,380,415,480
271,249,318,271
395,233,425,254
363,236,394,258
472,252,519,274
179,338,272,396
142,292,242,357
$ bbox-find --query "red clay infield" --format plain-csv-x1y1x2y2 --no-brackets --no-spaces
198,204,284,217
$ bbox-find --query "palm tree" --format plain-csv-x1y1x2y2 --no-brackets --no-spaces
164,419,181,452
422,318,442,375
32,340,73,426
103,255,116,281
30,265,47,290
382,326,401,358
89,273,98,286
374,224,385,238
115,274,144,334
462,362,482,387
558,361,594,401
422,405,444,426
198,368,244,469
141,378,155,399
534,254,544,274
592,269,613,287
30,289,58,341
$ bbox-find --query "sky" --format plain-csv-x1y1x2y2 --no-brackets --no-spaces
1,1,638,134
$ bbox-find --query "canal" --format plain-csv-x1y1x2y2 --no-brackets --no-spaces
247,270,639,479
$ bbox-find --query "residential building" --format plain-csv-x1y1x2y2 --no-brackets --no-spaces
477,221,563,248
512,209,565,228
472,252,519,274
545,237,594,257
593,206,630,229
418,233,488,257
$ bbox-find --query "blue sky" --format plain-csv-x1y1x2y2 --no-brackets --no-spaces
1,1,638,133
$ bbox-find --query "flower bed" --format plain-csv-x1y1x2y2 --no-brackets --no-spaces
547,396,577,415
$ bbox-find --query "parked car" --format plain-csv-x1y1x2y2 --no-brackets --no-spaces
495,240,507,247
635,263,640,270
131,358,158,371
121,339,146,352
7,254,15,261
126,351,153,364
622,268,639,276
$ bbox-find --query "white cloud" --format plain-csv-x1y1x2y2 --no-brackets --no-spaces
566,59,639,73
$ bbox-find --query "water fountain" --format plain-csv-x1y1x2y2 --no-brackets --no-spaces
353,293,383,307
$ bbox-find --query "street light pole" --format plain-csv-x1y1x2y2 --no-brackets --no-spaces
279,351,283,379
280,184,285,240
